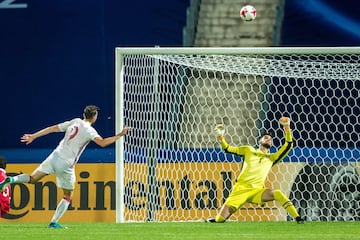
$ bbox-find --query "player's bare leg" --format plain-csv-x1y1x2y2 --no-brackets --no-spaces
0,170,47,191
29,170,48,183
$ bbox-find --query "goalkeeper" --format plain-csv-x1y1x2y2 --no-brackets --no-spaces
207,117,304,224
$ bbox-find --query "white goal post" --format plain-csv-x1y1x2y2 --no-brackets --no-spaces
115,47,360,223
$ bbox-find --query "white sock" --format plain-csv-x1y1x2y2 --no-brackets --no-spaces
50,197,71,223
12,174,30,183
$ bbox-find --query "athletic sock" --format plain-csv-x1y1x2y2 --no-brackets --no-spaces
215,214,226,223
273,189,300,219
50,197,71,223
11,174,30,183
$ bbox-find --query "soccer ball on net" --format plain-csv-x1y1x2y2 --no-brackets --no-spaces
240,5,256,22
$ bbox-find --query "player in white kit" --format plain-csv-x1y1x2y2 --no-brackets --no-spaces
0,105,131,228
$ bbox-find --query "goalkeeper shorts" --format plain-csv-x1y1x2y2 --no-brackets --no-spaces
224,184,266,210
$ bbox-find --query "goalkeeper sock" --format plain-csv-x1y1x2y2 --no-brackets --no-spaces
273,189,299,218
215,214,226,223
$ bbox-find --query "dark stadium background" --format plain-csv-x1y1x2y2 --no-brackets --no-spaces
0,0,359,162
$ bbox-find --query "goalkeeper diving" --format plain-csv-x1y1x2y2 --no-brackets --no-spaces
207,117,304,224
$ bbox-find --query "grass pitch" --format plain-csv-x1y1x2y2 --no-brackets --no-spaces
1,221,359,240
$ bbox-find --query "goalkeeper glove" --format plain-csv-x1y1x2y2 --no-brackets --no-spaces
214,124,225,141
279,117,291,131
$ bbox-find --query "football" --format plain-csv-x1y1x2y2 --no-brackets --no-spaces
240,5,256,22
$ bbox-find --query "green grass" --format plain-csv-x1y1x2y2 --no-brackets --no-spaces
1,221,359,240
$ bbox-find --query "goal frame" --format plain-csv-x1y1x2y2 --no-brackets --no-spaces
115,46,360,223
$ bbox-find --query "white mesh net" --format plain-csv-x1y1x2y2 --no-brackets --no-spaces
116,48,360,222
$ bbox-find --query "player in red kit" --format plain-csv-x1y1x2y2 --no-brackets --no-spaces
0,157,11,217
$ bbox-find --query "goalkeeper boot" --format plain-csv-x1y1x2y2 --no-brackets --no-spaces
296,216,305,224
0,177,12,192
48,222,68,229
205,218,216,223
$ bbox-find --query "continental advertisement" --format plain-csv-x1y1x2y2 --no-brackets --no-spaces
1,158,359,222
1,163,116,222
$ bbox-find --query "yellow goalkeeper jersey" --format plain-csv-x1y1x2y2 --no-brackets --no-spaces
220,130,293,189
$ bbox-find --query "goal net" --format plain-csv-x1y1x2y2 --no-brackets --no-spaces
115,47,360,222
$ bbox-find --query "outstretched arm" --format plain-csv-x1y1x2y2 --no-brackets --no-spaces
21,124,61,145
214,124,245,156
272,117,293,164
93,127,131,147
279,116,293,142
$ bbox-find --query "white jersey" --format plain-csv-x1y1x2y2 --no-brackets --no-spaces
54,118,100,165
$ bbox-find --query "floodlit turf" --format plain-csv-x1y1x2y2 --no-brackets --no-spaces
1,221,359,240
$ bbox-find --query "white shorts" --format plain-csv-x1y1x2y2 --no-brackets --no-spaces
36,151,75,190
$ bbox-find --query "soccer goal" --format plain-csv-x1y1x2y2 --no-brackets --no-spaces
115,47,360,223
